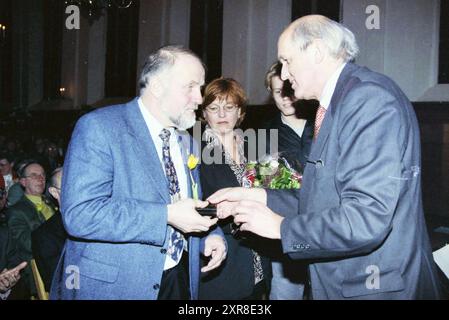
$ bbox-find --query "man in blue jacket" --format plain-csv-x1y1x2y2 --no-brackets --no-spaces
50,46,227,300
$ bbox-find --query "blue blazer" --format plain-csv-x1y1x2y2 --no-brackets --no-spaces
50,98,222,300
267,63,442,299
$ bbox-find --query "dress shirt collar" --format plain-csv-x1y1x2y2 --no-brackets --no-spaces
319,62,346,110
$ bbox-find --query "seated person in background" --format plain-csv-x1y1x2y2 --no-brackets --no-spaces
0,175,28,300
6,160,56,298
198,78,271,300
0,153,18,192
32,167,67,292
7,160,29,207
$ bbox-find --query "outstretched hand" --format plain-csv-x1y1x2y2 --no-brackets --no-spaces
207,187,267,219
231,200,283,239
167,199,218,233
0,261,27,293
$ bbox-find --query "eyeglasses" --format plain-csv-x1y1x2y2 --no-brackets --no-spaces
205,104,238,113
23,173,46,180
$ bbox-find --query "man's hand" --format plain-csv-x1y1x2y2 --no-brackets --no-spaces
232,200,283,239
0,261,27,293
201,235,227,273
167,199,218,233
207,187,267,219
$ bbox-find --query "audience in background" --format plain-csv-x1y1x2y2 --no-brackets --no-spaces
0,153,18,191
6,160,56,298
0,175,28,300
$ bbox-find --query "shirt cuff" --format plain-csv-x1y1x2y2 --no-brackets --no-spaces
0,289,11,300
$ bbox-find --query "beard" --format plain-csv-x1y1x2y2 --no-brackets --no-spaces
170,109,197,130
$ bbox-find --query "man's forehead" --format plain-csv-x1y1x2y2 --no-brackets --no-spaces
175,54,203,68
27,164,44,172
173,56,204,73
278,32,293,59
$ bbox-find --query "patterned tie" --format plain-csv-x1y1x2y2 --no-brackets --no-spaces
314,105,327,139
159,128,184,264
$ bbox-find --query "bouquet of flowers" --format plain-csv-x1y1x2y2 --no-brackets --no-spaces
242,154,302,189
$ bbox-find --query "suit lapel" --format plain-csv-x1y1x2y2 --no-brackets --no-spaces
124,99,170,203
308,107,333,162
177,132,201,198
301,63,360,206
178,134,192,198
308,63,359,161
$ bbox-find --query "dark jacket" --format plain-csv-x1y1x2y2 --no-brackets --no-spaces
6,195,55,296
0,213,20,271
199,140,272,300
267,63,442,299
31,212,67,291
264,113,314,168
0,213,28,299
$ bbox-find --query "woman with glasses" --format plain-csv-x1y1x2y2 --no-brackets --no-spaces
198,78,271,300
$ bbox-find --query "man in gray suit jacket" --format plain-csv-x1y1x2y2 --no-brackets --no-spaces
209,15,441,299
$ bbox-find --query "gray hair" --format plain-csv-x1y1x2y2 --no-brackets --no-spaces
138,45,203,95
290,15,359,62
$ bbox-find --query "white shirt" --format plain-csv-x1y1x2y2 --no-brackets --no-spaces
3,174,13,191
0,289,11,300
320,62,347,110
138,98,188,270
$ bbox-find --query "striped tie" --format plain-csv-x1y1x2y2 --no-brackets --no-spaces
314,105,327,139
159,128,184,264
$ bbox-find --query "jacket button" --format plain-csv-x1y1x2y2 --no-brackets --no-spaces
160,249,167,254
153,284,160,290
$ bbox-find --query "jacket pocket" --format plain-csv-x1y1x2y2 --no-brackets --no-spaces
341,267,405,298
78,255,119,283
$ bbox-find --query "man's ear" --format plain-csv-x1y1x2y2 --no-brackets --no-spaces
148,76,165,99
312,39,327,64
19,178,26,188
48,187,58,200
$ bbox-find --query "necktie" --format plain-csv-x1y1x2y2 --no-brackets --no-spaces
159,128,184,264
314,105,327,139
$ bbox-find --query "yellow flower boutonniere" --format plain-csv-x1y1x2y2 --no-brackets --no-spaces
187,154,199,170
187,154,199,199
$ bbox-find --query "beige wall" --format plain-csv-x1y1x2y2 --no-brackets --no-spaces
342,0,446,101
